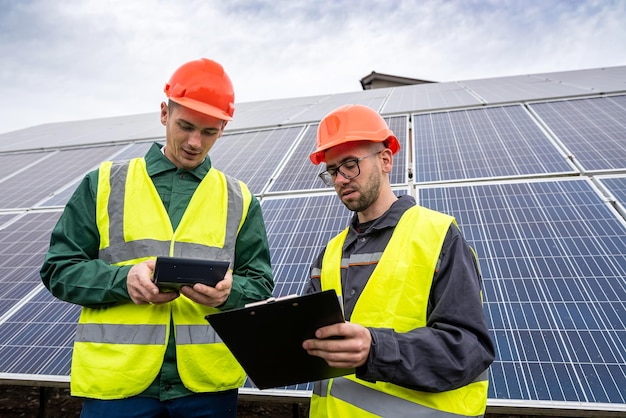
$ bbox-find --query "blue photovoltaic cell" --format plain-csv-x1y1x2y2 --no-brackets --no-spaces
530,95,626,172
0,145,125,209
268,117,408,193
0,289,78,376
599,176,626,212
266,125,323,192
262,195,352,299
0,211,61,318
419,179,626,404
0,151,54,181
208,126,305,194
385,117,408,185
37,141,155,208
111,141,156,161
413,105,575,183
0,213,19,228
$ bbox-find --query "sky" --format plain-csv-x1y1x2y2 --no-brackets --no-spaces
1,0,625,134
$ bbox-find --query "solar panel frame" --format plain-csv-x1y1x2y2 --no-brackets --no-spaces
597,175,626,218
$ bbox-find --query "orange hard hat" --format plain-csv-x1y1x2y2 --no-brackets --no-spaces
164,58,235,121
309,104,399,165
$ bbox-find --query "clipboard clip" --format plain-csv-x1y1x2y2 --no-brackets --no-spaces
245,294,299,308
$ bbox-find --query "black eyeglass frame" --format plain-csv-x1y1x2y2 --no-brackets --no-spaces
318,150,383,187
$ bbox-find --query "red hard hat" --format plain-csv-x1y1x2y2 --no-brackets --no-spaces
310,104,399,165
164,58,235,121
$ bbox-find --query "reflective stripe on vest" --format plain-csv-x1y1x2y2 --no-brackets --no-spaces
75,323,224,345
326,377,485,418
312,205,489,417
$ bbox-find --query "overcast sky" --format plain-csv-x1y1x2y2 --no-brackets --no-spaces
1,0,624,134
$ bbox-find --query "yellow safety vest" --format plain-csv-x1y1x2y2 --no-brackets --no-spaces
312,205,489,417
71,158,251,399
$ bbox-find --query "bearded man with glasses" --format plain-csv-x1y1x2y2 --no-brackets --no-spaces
302,104,495,418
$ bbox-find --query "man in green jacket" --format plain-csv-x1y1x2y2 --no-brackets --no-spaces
40,58,274,418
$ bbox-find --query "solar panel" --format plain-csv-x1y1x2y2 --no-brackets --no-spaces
35,142,156,208
261,194,353,298
385,116,409,185
529,95,626,172
0,151,54,181
0,214,20,229
0,145,125,210
0,288,77,377
535,67,626,94
0,212,61,318
418,178,626,406
413,105,576,183
288,89,391,125
208,126,305,194
266,125,322,193
460,74,591,103
383,81,482,113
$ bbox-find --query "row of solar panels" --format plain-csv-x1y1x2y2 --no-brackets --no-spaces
0,94,625,213
0,176,625,406
2,66,624,154
0,92,625,411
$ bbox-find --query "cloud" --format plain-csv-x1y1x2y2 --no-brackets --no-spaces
0,0,624,134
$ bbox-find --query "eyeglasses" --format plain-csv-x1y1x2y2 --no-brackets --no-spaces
318,150,382,187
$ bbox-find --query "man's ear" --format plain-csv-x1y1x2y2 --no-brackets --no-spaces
380,148,394,173
160,102,168,126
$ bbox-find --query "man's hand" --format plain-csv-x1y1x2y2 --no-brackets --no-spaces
180,269,233,307
127,259,179,305
302,322,372,369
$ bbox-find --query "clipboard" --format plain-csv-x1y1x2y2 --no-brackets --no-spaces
205,289,355,389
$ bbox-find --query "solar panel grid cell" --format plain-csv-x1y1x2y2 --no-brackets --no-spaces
0,151,55,181
385,116,408,185
0,212,61,317
530,95,626,172
267,125,323,193
209,126,305,194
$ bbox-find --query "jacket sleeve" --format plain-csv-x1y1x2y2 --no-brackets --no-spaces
221,196,275,309
357,225,495,392
39,171,132,307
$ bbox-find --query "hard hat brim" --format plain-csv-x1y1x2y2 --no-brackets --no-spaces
309,135,399,165
170,97,233,121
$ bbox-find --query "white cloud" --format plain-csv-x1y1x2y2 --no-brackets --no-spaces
0,0,624,134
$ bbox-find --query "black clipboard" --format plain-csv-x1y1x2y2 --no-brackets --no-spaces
205,289,354,389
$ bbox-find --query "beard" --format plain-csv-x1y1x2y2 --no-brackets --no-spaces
338,170,382,213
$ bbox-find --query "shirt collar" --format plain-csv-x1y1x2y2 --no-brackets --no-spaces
349,194,416,234
145,142,211,180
